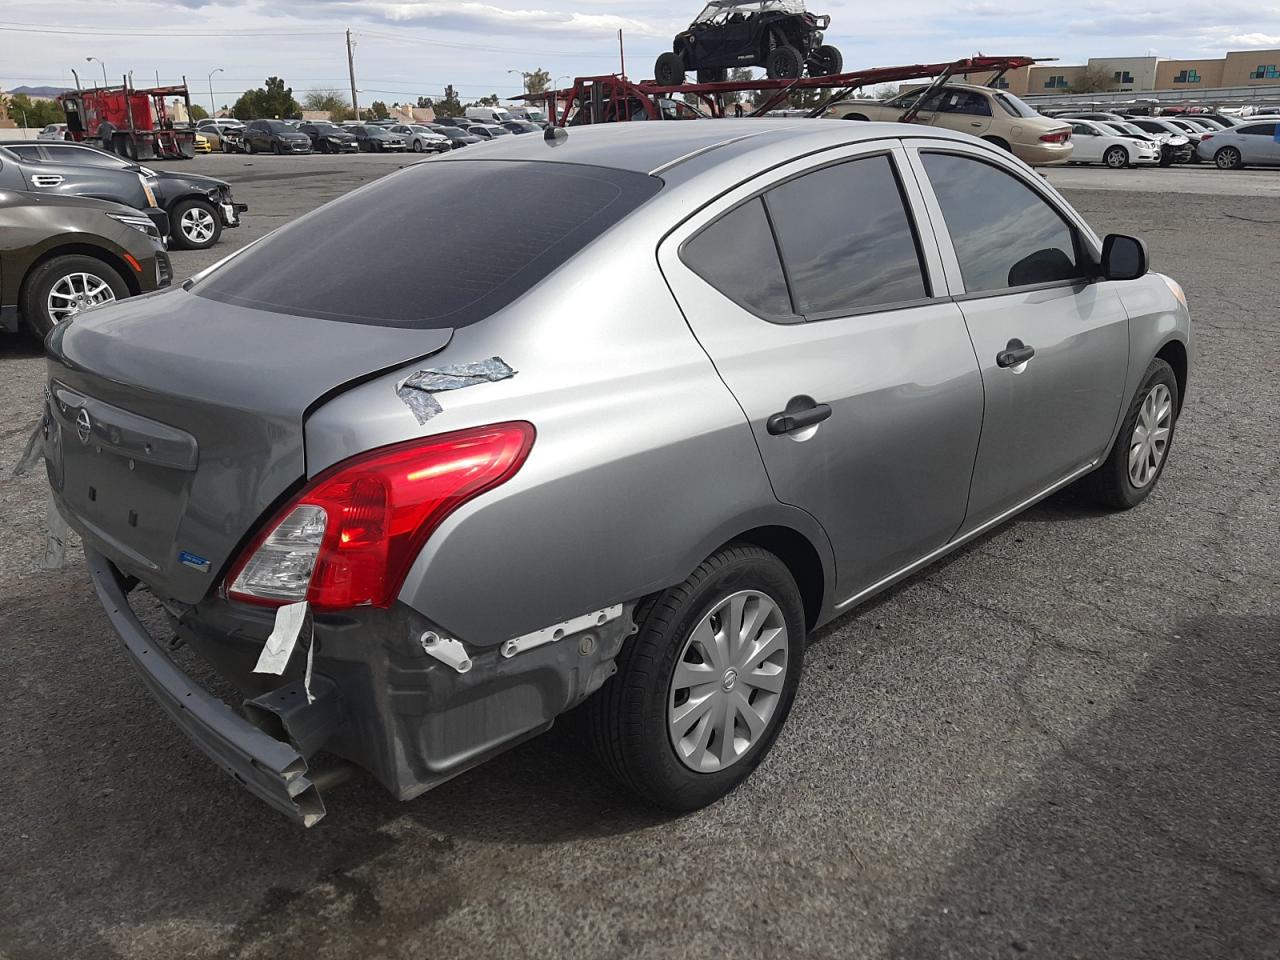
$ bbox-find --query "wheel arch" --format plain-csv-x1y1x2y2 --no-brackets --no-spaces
1156,337,1188,414
727,525,826,631
18,241,142,309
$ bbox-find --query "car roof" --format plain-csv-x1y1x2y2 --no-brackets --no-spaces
435,118,983,178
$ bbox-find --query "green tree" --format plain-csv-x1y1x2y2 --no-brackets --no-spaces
416,95,433,108
469,93,500,107
521,68,551,95
231,77,301,119
428,85,463,116
9,93,63,128
189,103,209,121
303,89,350,114
368,100,390,120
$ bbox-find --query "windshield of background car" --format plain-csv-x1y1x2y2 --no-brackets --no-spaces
993,92,1040,119
262,120,288,132
311,124,341,134
194,160,663,328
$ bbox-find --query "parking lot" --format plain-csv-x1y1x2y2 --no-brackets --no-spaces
1,153,1277,960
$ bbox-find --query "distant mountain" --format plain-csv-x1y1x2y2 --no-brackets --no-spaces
6,85,72,99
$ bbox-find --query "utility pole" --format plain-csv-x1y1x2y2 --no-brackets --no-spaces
618,29,625,77
346,29,360,120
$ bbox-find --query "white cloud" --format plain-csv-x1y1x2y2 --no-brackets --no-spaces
1223,33,1280,46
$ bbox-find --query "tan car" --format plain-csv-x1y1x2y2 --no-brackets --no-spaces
826,82,1073,166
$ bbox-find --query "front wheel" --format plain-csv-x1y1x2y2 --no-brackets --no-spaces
1104,145,1129,168
20,254,129,341
170,197,222,250
272,141,283,156
412,140,424,152
655,51,686,86
1081,358,1179,510
765,44,803,80
587,543,806,810
1215,146,1243,170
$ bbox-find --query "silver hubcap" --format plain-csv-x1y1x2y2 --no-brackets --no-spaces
1107,149,1125,167
668,590,789,773
47,272,115,324
1129,383,1172,488
1218,150,1238,168
181,207,216,243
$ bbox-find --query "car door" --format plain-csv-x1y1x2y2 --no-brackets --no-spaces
932,89,993,139
1069,122,1103,162
1238,122,1280,164
659,143,984,602
7,143,147,209
905,141,1131,529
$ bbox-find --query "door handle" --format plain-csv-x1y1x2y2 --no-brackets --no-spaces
996,338,1036,369
31,174,64,187
766,395,832,435
970,121,983,127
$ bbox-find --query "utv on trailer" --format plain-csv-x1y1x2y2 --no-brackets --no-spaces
654,0,842,85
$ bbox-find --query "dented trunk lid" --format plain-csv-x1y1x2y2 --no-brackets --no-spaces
44,287,451,604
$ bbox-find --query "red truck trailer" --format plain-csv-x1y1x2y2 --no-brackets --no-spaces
58,78,196,160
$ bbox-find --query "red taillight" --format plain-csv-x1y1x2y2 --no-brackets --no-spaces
1039,131,1070,143
1201,133,1213,140
226,422,535,610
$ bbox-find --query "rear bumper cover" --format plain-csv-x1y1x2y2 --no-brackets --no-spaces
85,547,327,826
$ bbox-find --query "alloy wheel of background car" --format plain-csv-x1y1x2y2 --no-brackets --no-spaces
1128,383,1173,489
172,199,222,250
587,543,805,810
22,254,129,339
667,589,789,773
412,140,424,152
1105,146,1129,168
765,45,803,79
1215,147,1242,170
1081,357,1179,510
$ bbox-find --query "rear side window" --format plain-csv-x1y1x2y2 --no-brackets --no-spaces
1239,123,1277,136
921,153,1082,294
681,198,793,319
8,145,43,160
195,160,662,327
766,155,929,316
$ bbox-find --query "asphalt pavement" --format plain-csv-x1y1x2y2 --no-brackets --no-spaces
1,153,1277,960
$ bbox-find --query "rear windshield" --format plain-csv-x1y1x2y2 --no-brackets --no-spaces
194,160,662,327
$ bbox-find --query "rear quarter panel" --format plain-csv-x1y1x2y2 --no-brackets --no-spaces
304,220,833,648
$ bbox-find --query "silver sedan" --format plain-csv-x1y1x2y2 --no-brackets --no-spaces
43,120,1191,825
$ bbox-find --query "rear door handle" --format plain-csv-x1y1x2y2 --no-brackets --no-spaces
996,338,1036,368
766,396,832,435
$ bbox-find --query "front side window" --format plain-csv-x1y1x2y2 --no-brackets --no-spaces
682,198,793,319
766,155,929,316
921,153,1082,294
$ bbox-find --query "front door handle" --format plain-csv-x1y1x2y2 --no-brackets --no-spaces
30,174,64,187
766,395,832,435
996,338,1036,368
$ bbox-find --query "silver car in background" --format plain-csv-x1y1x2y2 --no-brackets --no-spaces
1197,120,1280,168
42,121,1191,825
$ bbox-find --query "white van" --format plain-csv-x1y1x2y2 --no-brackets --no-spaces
508,106,546,124
464,106,513,124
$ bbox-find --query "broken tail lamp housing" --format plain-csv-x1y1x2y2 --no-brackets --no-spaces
226,422,535,610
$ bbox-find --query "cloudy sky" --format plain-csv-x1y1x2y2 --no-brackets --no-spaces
2,0,1278,107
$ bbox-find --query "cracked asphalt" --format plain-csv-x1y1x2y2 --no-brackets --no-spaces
1,154,1277,960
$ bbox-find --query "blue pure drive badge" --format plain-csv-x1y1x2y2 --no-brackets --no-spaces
178,550,211,572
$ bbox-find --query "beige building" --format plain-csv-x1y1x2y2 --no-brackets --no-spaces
978,48,1280,97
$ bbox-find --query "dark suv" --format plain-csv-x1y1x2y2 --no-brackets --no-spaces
1,191,169,338
241,120,313,155
655,0,842,84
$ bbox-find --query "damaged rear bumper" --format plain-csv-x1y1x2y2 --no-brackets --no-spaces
86,548,327,826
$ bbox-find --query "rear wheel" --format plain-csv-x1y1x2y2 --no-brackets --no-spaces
1104,145,1129,168
765,44,803,80
982,135,1012,152
1082,358,1179,510
808,44,843,77
841,112,869,121
1215,146,1243,170
170,197,222,250
587,543,806,810
655,51,686,86
112,133,137,161
21,254,129,341
412,139,424,152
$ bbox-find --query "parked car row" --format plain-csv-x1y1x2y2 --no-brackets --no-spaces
1058,111,1280,169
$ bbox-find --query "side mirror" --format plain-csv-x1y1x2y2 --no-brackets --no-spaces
1101,233,1148,281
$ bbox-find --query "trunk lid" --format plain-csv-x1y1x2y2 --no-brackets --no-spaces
44,287,452,604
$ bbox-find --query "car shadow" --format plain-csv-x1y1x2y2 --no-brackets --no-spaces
883,611,1280,958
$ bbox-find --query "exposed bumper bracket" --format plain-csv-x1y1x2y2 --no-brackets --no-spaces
500,603,624,659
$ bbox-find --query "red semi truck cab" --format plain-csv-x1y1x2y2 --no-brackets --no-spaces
59,83,196,161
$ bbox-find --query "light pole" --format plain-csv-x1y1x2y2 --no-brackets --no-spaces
207,67,223,117
86,56,109,89
507,68,528,95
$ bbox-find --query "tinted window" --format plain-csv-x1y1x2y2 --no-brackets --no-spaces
681,198,792,319
766,155,929,316
44,145,128,168
8,145,43,160
196,160,662,328
1240,123,1277,136
922,153,1081,293
994,92,1039,118
939,90,992,116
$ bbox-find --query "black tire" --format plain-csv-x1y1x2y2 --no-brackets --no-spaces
113,133,137,161
1104,145,1129,168
169,197,222,251
412,139,424,152
1158,153,1172,167
245,139,255,155
655,51,686,87
765,44,803,80
808,44,842,77
1214,146,1243,170
982,135,1012,152
1081,358,1180,510
20,254,129,341
842,113,870,121
696,67,728,84
586,543,806,811
272,140,283,156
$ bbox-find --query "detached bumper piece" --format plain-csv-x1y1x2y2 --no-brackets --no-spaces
86,548,329,826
